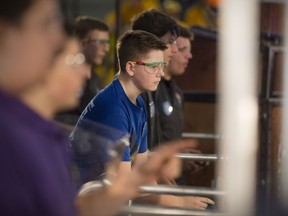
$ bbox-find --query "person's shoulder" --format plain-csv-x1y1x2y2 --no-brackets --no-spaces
92,80,119,103
88,84,121,113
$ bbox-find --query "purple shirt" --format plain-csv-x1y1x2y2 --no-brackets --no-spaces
0,90,76,216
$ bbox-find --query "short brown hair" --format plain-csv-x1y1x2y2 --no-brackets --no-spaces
179,26,194,41
74,16,109,40
131,9,179,38
116,30,167,73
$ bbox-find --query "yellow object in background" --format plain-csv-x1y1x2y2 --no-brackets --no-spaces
121,0,161,25
184,4,209,28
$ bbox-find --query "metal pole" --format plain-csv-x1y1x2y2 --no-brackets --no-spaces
176,153,219,161
78,181,226,197
139,184,226,197
280,0,288,206
149,152,222,161
119,205,227,216
217,0,259,215
182,132,220,140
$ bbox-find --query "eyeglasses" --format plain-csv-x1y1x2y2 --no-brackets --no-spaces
131,61,166,74
87,39,110,46
65,53,85,67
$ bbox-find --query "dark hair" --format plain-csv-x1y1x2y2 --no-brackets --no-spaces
74,16,109,40
116,30,167,73
0,0,36,24
131,9,179,38
178,26,194,41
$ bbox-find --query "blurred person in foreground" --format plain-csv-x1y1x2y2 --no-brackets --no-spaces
0,0,70,215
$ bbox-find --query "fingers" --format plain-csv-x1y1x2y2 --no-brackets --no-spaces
204,197,215,205
184,196,215,210
195,197,215,209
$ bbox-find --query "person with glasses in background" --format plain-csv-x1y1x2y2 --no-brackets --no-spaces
56,16,113,126
75,16,112,94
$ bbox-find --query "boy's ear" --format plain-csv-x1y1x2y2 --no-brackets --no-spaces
125,61,134,77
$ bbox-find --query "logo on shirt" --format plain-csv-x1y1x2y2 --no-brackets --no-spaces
162,101,173,116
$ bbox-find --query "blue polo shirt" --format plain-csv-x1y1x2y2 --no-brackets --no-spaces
0,90,76,216
73,78,148,163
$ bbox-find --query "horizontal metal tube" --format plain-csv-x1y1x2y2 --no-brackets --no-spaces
176,153,220,161
78,181,104,196
149,152,223,161
119,205,227,216
79,181,226,197
139,184,226,197
182,132,220,140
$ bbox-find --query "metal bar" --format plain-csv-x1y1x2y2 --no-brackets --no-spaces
119,205,227,216
280,0,288,206
78,181,103,196
258,42,284,209
149,152,221,161
266,46,275,98
182,132,220,140
78,181,226,197
139,184,226,197
268,98,282,104
217,0,259,215
176,153,219,161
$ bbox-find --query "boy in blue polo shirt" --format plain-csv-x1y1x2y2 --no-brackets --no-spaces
73,30,167,175
72,29,214,209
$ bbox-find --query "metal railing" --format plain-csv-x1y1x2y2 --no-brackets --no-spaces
79,181,226,197
176,153,220,161
139,184,226,197
149,152,224,161
119,205,227,216
182,132,220,140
